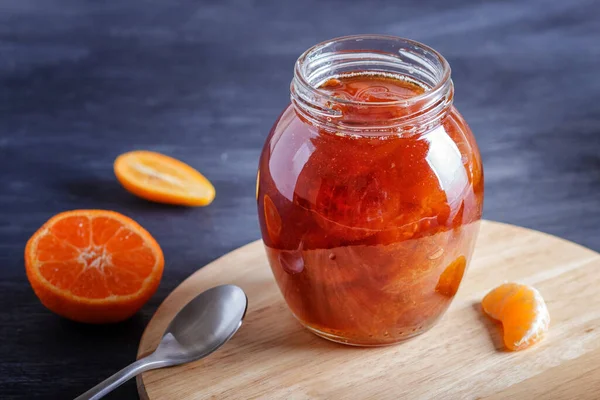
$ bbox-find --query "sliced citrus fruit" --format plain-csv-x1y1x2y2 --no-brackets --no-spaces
114,150,215,206
25,210,164,323
482,283,550,351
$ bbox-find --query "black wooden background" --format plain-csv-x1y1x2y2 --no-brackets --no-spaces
1,0,598,398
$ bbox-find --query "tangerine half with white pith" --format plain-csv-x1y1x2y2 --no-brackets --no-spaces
114,150,215,206
25,210,164,323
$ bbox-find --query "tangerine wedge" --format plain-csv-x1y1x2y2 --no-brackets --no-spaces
25,210,164,323
482,283,550,351
436,256,467,297
114,150,215,206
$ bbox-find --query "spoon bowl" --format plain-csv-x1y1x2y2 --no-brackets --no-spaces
75,284,248,400
154,284,248,365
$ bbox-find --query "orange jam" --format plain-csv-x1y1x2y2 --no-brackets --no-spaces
258,37,483,346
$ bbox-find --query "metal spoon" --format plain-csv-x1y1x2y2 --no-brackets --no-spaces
75,284,248,400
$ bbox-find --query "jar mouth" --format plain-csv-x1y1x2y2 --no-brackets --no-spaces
291,35,454,133
294,34,451,107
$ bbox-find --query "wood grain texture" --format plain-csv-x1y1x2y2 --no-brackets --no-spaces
137,221,600,399
1,0,599,398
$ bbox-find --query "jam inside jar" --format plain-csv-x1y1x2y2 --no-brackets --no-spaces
257,35,484,346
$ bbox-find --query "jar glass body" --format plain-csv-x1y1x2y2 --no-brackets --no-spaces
257,36,484,346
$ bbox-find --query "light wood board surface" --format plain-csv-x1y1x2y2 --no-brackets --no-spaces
137,221,600,399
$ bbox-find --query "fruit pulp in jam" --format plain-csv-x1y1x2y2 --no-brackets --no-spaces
258,72,483,345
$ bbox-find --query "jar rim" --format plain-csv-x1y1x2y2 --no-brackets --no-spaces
293,34,452,108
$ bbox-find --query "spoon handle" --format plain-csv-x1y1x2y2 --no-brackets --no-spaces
74,355,162,400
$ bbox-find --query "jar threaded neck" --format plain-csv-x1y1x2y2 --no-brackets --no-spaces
290,35,454,135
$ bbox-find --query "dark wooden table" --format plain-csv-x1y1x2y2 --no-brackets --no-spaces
1,0,598,398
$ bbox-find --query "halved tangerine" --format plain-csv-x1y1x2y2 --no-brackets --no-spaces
482,282,550,351
114,150,215,206
25,210,164,323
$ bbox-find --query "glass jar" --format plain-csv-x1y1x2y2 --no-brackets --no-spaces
257,35,483,346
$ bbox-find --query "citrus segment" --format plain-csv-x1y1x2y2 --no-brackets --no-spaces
111,247,157,276
69,267,111,299
482,283,550,351
264,194,282,244
91,216,123,246
104,267,144,296
39,261,84,290
36,234,79,262
50,215,91,248
25,210,164,323
435,255,466,297
105,228,145,252
114,150,215,206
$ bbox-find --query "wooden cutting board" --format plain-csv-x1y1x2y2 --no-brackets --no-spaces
137,221,600,399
